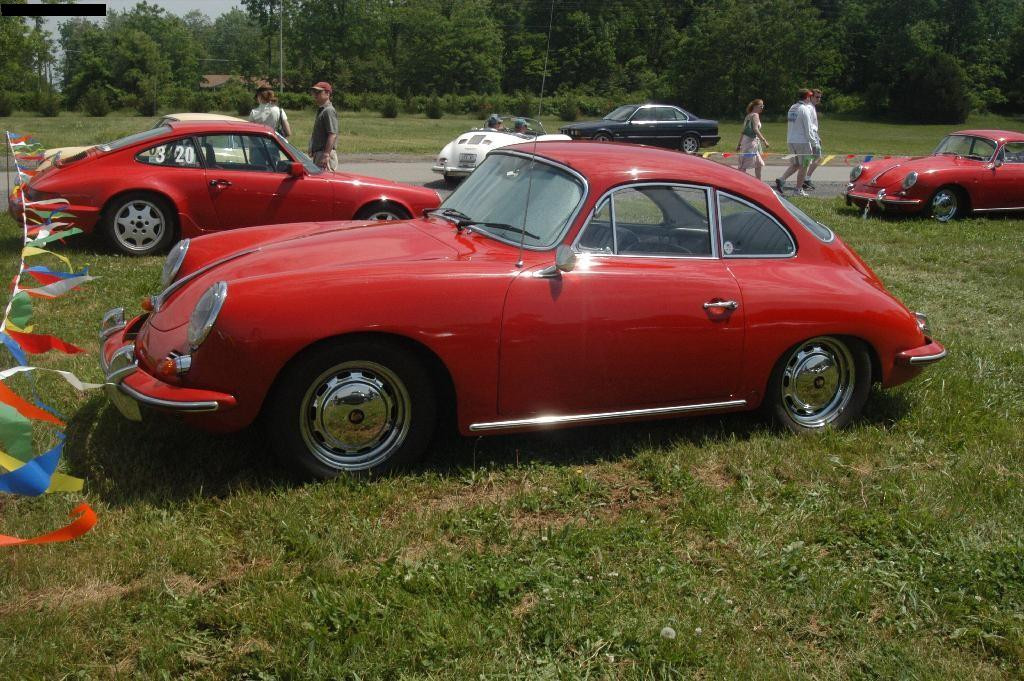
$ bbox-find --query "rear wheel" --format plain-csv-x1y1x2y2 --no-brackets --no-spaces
927,186,965,222
355,201,411,221
593,132,613,142
765,336,871,432
680,134,701,154
267,339,437,479
103,192,176,256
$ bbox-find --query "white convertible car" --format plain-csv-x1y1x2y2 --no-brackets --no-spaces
432,115,571,186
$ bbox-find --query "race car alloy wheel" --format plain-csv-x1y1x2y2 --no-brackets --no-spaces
105,193,176,256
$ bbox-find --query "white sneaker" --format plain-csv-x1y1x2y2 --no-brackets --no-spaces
797,189,809,197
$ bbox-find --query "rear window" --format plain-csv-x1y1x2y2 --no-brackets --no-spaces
778,195,835,242
97,126,171,152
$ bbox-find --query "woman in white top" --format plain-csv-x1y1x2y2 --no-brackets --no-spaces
736,99,770,180
249,86,292,138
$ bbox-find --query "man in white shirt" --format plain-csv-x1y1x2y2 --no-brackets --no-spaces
775,89,815,196
803,89,824,191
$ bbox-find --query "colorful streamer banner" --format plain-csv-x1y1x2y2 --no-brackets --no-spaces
3,129,100,545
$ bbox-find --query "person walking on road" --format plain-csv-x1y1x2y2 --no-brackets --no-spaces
803,88,824,191
775,89,815,196
736,99,770,180
309,81,338,171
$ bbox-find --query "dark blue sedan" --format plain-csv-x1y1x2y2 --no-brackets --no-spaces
560,104,720,154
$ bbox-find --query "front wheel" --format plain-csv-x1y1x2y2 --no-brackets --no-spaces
765,336,871,432
355,201,411,221
927,186,964,222
103,192,176,256
267,340,437,479
593,132,612,142
680,134,701,154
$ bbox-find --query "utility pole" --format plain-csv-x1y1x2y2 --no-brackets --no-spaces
279,0,284,89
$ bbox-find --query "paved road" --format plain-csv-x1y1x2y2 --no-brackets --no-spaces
2,154,854,213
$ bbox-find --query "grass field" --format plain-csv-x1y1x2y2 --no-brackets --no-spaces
3,109,1022,157
0,192,1022,677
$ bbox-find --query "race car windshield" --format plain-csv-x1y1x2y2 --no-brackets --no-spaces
440,152,585,250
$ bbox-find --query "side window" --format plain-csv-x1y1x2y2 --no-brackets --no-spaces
136,138,200,168
578,185,712,257
197,134,279,172
1002,142,1024,163
718,193,795,257
631,108,657,122
971,137,996,160
655,107,681,122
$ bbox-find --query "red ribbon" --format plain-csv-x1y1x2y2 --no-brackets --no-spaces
0,503,97,546
5,329,85,355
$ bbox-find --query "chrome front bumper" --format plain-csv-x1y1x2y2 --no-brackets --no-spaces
846,187,923,210
100,307,223,421
431,164,474,177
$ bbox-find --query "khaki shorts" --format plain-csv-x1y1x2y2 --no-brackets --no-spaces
313,150,338,171
788,142,814,167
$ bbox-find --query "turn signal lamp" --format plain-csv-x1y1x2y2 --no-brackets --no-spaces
141,296,154,311
157,354,192,377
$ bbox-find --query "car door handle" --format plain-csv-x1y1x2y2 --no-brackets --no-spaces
704,300,738,310
209,179,232,188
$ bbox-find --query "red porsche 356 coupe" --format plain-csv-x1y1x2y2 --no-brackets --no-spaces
10,120,441,255
846,129,1024,221
101,142,946,478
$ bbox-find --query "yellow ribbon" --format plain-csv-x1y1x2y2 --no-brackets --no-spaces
22,246,72,270
3,321,35,333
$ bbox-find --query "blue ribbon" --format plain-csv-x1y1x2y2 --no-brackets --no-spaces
0,435,65,497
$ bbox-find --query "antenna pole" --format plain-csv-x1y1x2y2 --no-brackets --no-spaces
516,0,556,268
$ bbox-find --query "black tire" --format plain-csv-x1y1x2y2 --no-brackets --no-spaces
926,186,966,222
593,132,613,142
680,134,701,155
443,174,461,189
266,339,437,479
355,201,411,221
764,336,872,432
102,192,176,256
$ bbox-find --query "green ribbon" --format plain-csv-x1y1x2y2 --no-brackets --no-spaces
8,292,32,329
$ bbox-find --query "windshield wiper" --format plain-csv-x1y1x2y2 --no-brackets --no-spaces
429,208,475,229
475,222,541,239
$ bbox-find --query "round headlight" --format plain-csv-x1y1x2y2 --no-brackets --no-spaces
187,281,227,350
161,239,190,289
902,171,918,190
850,164,864,182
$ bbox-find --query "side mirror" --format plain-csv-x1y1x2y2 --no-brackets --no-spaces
535,244,577,278
289,162,307,178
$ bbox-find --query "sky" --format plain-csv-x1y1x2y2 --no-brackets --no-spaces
25,0,244,37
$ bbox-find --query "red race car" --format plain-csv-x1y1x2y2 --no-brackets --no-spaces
10,120,441,255
846,129,1024,221
101,142,946,478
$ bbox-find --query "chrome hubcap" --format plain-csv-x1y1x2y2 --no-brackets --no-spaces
114,200,165,251
931,190,958,222
780,337,855,428
300,361,411,471
367,211,401,221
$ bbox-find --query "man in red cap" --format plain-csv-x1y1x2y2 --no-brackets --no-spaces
309,81,338,171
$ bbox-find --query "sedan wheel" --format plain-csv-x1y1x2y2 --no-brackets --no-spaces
929,187,962,222
593,133,612,142
104,193,175,256
766,336,872,432
268,340,436,478
680,135,701,154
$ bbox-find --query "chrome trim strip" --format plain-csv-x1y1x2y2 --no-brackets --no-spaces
908,349,948,365
153,248,258,311
119,384,220,412
973,206,1024,213
879,197,923,205
468,399,747,432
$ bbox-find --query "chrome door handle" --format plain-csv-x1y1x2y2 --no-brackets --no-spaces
703,300,738,310
209,179,232,188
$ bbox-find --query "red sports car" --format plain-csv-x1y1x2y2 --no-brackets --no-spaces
10,120,441,255
100,142,946,478
846,129,1024,221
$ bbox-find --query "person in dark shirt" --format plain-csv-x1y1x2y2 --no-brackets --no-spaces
309,81,338,171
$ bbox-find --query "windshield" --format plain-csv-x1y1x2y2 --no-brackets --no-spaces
933,135,996,161
275,132,322,174
98,126,172,152
440,152,585,249
604,105,637,122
